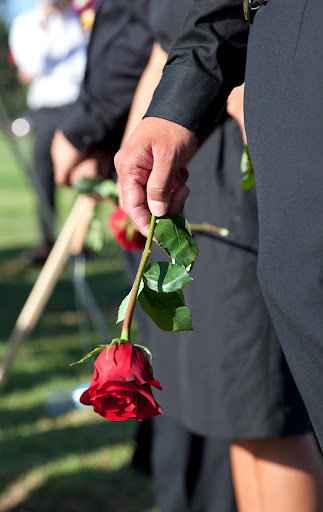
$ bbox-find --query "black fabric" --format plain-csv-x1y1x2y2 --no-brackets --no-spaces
131,419,152,475
60,0,153,153
244,0,323,447
149,0,193,53
152,415,237,512
120,0,313,441
33,105,73,244
141,0,322,445
146,0,249,141
125,116,312,439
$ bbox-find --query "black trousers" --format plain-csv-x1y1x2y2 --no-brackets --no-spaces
245,0,323,447
33,105,73,244
152,415,237,512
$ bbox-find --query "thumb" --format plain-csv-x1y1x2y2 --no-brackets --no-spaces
147,155,176,217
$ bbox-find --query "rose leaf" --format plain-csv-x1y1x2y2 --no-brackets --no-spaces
240,145,255,190
138,284,193,332
85,217,104,253
93,179,118,201
143,261,192,293
155,215,198,268
74,176,103,194
117,280,144,324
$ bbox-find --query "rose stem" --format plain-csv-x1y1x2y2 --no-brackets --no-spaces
189,222,229,238
121,214,157,341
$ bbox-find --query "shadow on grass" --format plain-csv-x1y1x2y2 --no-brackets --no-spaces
0,338,94,395
0,265,127,312
0,404,49,427
21,466,154,512
1,415,135,454
0,418,138,492
0,245,128,342
0,243,155,511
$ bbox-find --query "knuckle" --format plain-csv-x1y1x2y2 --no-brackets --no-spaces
154,146,176,167
184,185,190,197
114,149,126,171
113,151,121,169
147,184,170,201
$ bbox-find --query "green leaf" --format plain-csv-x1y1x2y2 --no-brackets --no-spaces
85,217,104,253
126,222,136,241
143,261,192,293
240,145,255,190
70,344,106,366
241,172,255,190
155,215,198,268
93,179,118,201
117,280,144,324
138,284,193,332
74,176,103,195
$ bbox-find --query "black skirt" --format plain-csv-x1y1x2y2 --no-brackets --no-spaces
244,0,323,444
125,114,312,439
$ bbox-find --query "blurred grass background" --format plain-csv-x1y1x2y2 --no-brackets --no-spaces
0,133,156,512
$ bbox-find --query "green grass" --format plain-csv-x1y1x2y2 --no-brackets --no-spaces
0,134,156,512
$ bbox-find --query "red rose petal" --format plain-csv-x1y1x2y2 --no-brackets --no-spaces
80,343,162,421
109,207,146,251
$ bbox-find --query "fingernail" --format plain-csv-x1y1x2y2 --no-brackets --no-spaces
149,200,167,217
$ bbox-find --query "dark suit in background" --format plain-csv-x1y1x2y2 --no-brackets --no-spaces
60,0,153,153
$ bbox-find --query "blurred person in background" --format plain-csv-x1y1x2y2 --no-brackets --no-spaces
51,0,153,187
9,0,88,263
1,0,39,29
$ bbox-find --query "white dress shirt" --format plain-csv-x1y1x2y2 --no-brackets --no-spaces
9,4,88,109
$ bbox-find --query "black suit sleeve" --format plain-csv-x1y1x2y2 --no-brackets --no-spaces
146,0,249,141
60,0,153,153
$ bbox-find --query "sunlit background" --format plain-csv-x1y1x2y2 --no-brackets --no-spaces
0,2,156,510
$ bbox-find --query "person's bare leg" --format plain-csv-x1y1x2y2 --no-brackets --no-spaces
230,434,323,512
230,441,263,511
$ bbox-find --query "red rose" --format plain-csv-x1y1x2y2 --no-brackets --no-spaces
109,206,146,251
80,342,162,421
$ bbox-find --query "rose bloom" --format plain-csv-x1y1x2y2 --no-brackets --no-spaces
80,342,162,421
109,206,146,251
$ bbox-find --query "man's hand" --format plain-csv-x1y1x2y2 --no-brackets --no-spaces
51,130,113,186
51,130,85,186
114,117,197,237
68,150,113,187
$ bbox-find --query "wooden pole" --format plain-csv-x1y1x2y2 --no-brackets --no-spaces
70,196,97,255
0,195,96,388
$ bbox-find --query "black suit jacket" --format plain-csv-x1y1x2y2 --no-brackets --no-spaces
60,0,153,153
146,0,249,141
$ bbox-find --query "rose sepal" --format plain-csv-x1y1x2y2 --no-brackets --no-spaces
105,337,129,358
69,344,107,366
106,338,153,373
132,344,152,362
